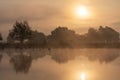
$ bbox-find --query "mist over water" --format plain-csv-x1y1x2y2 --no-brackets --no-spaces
0,49,120,80
1,0,120,80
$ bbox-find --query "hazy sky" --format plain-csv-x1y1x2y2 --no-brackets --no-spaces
0,0,120,39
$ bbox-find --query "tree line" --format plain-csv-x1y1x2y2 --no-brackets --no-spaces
0,21,120,48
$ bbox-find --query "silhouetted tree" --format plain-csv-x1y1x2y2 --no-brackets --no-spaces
0,54,3,62
98,26,120,43
0,33,2,41
29,30,46,46
86,28,100,42
7,21,32,43
85,26,120,43
47,26,79,47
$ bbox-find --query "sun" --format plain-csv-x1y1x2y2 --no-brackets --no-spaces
75,6,90,19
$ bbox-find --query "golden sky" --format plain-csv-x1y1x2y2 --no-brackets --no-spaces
0,0,120,38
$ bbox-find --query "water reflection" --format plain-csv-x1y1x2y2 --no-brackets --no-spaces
0,54,3,62
87,52,119,64
81,72,85,80
49,49,120,64
0,49,120,74
9,50,32,73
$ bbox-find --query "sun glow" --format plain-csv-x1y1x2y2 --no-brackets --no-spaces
75,6,90,19
74,70,94,80
81,72,86,80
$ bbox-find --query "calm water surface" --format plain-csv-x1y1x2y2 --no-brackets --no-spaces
0,49,120,80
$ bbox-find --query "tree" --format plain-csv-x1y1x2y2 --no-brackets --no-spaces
7,21,32,43
47,26,79,47
98,26,120,42
86,28,99,42
85,26,120,43
0,54,3,62
0,33,2,41
29,30,46,46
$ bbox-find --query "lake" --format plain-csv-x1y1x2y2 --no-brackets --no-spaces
0,49,120,80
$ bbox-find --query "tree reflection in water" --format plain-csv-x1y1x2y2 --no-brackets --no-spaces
3,49,120,74
87,52,120,64
10,50,32,73
49,49,120,64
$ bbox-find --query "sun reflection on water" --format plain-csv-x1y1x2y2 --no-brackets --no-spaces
81,72,85,80
75,71,89,80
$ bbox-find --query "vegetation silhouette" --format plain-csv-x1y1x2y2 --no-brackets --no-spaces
47,26,120,48
7,21,32,44
0,54,3,63
28,30,47,48
47,27,80,48
0,21,119,48
0,33,2,41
